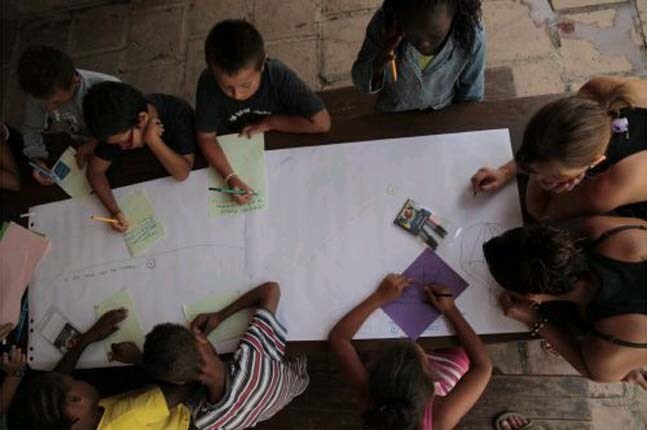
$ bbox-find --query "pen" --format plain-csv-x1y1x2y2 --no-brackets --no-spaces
209,187,255,195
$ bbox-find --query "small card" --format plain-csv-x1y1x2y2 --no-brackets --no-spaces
94,289,145,358
119,190,165,257
37,307,82,354
51,146,92,198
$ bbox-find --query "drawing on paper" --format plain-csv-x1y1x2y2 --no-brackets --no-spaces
459,222,504,304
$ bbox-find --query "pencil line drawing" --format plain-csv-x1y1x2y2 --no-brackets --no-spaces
459,222,504,305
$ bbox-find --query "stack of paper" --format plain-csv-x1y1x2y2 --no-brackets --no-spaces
0,222,50,324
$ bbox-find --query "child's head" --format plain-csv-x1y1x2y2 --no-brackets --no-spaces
83,81,150,149
205,19,266,101
515,92,633,189
483,225,589,300
9,373,100,430
363,341,435,430
383,0,482,54
141,323,201,385
17,45,79,111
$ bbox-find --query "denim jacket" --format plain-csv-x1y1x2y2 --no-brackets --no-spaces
351,8,486,112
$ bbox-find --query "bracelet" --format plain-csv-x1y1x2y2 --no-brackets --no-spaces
224,172,237,183
530,316,549,337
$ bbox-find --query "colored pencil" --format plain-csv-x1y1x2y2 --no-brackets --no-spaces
209,187,254,195
90,216,119,224
390,57,398,82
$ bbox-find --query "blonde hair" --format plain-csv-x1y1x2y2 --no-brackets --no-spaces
515,83,634,170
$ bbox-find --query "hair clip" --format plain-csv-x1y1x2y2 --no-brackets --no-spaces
611,117,629,133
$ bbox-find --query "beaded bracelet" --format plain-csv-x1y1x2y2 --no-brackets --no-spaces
530,316,549,337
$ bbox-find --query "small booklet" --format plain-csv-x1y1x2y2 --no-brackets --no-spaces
37,307,82,354
394,199,449,250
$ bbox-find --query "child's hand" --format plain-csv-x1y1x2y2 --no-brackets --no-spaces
111,212,129,233
109,341,142,364
190,312,223,336
239,118,271,139
31,159,55,186
425,284,456,314
1,346,27,378
227,176,254,205
374,26,404,71
0,323,14,342
82,308,128,345
376,273,411,303
75,138,97,168
471,167,508,193
143,118,165,144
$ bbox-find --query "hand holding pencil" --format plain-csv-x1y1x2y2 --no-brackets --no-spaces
425,284,456,314
91,212,129,233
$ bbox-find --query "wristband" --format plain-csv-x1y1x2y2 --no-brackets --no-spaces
224,172,237,183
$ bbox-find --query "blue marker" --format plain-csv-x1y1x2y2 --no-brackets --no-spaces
29,160,59,182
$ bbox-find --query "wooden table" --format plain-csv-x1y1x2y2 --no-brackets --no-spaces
2,90,560,356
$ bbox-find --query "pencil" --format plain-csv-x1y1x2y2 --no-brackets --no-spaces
90,216,119,224
390,56,398,82
208,187,254,195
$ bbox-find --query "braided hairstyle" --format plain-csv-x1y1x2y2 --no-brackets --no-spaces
383,0,482,52
483,225,590,295
363,341,435,430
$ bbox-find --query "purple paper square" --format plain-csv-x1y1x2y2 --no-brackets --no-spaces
382,249,469,340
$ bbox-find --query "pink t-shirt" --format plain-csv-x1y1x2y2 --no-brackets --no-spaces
421,347,471,430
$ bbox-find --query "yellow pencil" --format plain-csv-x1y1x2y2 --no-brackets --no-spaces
390,56,398,82
90,216,119,224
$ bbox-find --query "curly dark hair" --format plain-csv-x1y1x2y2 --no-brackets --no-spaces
383,0,482,52
142,323,201,384
8,372,75,430
483,225,590,295
363,341,435,430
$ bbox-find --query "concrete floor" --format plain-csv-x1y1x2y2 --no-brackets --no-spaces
1,0,646,428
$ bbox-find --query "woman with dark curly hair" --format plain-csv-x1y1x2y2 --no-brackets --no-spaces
483,216,647,388
352,0,485,112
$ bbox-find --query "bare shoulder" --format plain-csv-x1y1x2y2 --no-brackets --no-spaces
584,216,647,262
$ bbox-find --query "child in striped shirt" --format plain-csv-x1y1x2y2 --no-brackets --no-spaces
329,274,493,430
189,282,309,430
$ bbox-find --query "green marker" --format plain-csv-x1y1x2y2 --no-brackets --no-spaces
209,187,255,195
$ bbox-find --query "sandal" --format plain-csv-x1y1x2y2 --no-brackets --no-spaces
541,340,561,358
494,411,534,430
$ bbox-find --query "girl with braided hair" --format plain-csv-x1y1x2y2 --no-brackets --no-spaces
352,0,485,112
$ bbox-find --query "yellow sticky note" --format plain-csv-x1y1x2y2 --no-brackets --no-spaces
209,133,267,217
183,292,252,344
94,289,145,358
119,190,165,257
52,147,92,198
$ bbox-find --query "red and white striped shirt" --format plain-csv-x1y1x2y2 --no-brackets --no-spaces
192,308,309,430
422,347,471,430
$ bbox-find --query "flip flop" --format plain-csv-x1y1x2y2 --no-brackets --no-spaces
494,411,534,430
541,340,561,358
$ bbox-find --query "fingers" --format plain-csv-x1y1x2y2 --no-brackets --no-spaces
191,314,207,333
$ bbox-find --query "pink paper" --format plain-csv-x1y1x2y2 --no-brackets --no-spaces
1,223,50,324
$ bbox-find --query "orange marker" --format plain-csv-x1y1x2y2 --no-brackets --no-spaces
390,56,398,82
90,216,118,224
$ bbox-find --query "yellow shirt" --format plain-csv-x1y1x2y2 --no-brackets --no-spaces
418,54,435,70
98,386,191,430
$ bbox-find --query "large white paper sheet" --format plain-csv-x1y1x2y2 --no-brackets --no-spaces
28,130,524,369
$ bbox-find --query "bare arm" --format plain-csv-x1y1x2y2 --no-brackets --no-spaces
428,286,492,430
527,151,647,221
147,138,194,181
197,132,235,179
0,141,20,191
242,110,332,137
328,275,411,408
578,77,647,108
87,155,120,215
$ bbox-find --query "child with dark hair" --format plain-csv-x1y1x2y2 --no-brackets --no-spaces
352,0,485,112
9,309,198,430
17,45,119,185
83,81,196,232
196,19,331,204
0,123,21,191
483,216,647,389
329,274,492,430
471,76,647,222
